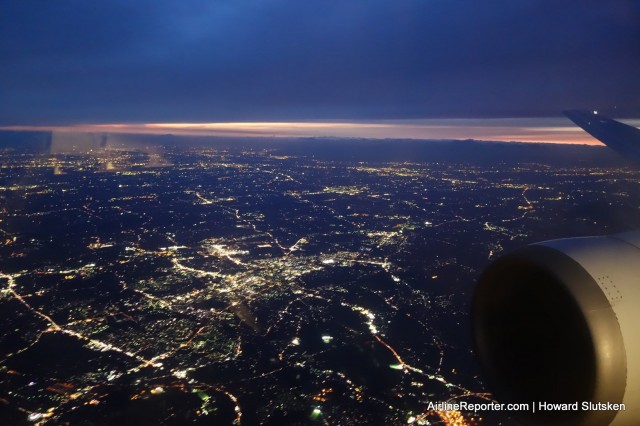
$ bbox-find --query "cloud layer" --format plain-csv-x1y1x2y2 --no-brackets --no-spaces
1,1,639,125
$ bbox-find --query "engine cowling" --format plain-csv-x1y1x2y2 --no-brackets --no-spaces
472,231,640,425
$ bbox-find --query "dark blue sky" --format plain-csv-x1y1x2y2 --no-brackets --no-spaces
1,0,639,125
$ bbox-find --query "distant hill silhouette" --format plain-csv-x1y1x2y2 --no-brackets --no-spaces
0,130,626,167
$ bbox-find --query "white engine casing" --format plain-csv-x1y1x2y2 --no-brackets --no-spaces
472,231,640,426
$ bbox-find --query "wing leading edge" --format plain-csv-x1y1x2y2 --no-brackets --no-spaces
564,110,640,162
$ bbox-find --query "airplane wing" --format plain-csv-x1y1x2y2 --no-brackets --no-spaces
564,110,640,161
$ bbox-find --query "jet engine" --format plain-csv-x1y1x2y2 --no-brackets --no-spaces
472,231,640,425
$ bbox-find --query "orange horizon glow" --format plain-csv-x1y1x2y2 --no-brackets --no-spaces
0,118,625,145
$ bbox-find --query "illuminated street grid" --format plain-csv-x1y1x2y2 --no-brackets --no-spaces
1,143,639,425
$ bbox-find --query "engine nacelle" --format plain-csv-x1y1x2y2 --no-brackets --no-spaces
472,231,640,425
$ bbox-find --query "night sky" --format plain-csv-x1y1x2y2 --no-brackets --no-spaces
1,1,639,141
